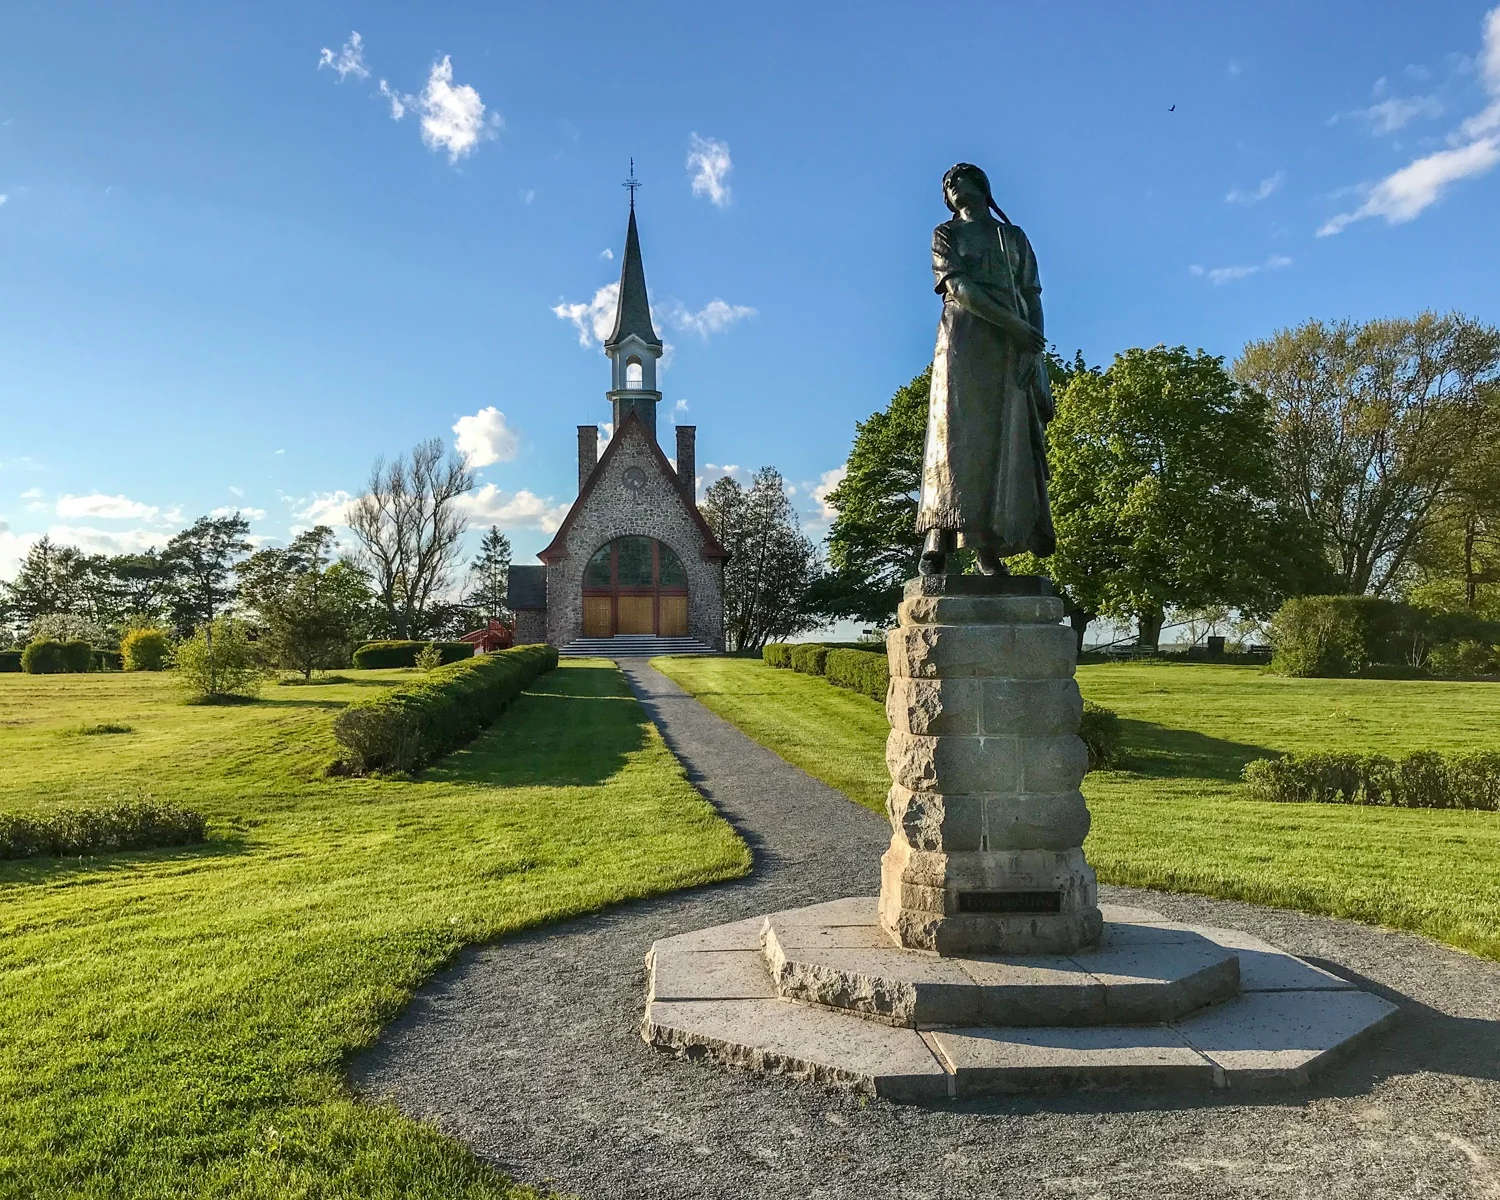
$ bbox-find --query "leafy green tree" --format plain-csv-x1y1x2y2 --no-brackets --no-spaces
464,525,512,625
1047,345,1324,648
235,527,372,679
108,550,175,626
701,467,821,651
1236,312,1500,596
174,617,264,703
165,514,252,636
3,537,81,626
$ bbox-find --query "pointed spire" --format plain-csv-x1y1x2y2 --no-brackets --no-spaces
605,201,662,352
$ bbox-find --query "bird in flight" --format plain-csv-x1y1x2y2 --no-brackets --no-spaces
1168,104,1176,112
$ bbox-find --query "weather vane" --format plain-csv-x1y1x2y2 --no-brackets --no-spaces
623,157,641,208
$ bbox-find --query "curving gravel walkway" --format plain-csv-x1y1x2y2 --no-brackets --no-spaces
352,659,1500,1200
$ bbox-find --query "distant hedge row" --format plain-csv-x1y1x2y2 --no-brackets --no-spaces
762,641,1120,771
0,801,208,859
1243,751,1500,811
351,640,475,670
333,643,558,774
1271,595,1500,678
0,644,123,674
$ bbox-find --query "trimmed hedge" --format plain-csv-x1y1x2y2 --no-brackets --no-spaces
0,801,208,859
21,640,94,674
0,650,20,673
789,644,830,675
1243,751,1500,811
1080,701,1121,770
352,640,475,670
333,643,559,774
825,647,889,702
1270,595,1500,677
763,643,793,669
94,649,123,672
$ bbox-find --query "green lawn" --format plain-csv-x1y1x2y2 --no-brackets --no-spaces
652,655,1500,960
0,662,749,1200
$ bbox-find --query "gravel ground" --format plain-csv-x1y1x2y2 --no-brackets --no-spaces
352,659,1500,1200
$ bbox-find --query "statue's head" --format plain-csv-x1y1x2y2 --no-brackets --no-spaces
943,162,1008,222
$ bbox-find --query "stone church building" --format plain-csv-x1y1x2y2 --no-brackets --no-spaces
508,203,727,651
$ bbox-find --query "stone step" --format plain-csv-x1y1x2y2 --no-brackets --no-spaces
559,636,715,658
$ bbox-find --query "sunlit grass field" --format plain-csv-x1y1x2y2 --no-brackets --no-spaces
0,662,749,1200
652,656,1500,960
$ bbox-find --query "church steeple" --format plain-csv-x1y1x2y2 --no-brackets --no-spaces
604,167,664,444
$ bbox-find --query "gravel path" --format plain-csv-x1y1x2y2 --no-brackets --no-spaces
352,660,1500,1200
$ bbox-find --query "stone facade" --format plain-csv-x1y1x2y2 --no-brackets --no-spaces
535,414,726,650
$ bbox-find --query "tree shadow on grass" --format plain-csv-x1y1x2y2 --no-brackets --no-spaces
423,665,647,789
0,834,249,886
1114,717,1278,783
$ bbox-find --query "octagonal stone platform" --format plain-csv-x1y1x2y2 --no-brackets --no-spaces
643,899,1398,1099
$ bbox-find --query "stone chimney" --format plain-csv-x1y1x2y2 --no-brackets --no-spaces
578,425,598,492
676,425,697,495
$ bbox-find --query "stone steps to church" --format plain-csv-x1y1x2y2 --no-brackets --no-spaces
559,635,716,658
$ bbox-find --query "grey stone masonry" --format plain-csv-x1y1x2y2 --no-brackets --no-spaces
675,425,696,495
576,426,597,492
878,575,1103,955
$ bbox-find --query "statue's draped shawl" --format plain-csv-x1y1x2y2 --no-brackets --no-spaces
918,217,1056,557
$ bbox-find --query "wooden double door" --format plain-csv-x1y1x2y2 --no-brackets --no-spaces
582,537,689,638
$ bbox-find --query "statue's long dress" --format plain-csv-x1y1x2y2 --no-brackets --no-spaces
917,217,1056,557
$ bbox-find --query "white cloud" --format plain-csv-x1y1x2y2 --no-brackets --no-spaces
1334,94,1444,134
318,32,369,81
1321,6,1500,236
47,525,166,555
552,282,619,348
600,247,614,260
0,527,37,577
687,133,733,206
227,485,244,497
1318,138,1500,234
461,486,569,533
453,406,520,467
210,506,267,521
597,422,613,459
811,465,847,521
520,189,535,205
377,78,406,120
667,299,757,338
54,493,159,521
406,56,498,163
1225,171,1285,204
0,195,7,208
296,490,357,527
1189,254,1293,285
672,399,690,422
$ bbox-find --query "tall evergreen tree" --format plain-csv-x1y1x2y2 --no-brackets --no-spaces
465,526,512,624
165,514,252,635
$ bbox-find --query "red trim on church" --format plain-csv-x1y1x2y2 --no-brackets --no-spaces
459,619,513,652
536,410,729,564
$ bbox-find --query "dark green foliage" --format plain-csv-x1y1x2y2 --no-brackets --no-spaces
1270,595,1500,676
788,644,830,675
59,640,93,673
351,640,475,669
94,650,123,671
22,640,66,674
0,650,20,673
0,801,208,859
825,648,890,702
762,643,793,668
1080,701,1121,770
73,723,134,736
333,644,559,774
1243,750,1500,811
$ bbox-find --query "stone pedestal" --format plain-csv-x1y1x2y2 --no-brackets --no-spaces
877,575,1103,955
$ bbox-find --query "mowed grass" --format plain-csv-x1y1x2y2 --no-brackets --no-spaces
0,662,749,1200
652,655,1500,960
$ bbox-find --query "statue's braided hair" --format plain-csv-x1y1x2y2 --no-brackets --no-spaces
942,162,1011,224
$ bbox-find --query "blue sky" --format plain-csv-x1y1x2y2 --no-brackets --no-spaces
3,1,1499,580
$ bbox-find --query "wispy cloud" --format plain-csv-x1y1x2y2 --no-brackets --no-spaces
209,506,267,521
1321,5,1500,235
47,525,167,555
318,32,369,81
811,465,847,522
295,491,357,528
552,282,619,348
54,493,159,521
1188,254,1293,285
666,299,757,338
453,406,520,468
1225,171,1285,204
1332,93,1444,134
687,134,733,206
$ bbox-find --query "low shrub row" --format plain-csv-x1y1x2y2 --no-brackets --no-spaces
351,640,475,670
333,643,559,774
1243,750,1500,811
764,641,1121,771
0,650,20,673
0,801,208,859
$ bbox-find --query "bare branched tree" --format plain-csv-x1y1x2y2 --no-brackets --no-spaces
348,438,475,639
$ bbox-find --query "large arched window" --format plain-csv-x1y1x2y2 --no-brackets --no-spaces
582,537,689,637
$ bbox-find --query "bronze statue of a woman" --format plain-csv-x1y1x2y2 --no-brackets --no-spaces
918,163,1056,575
